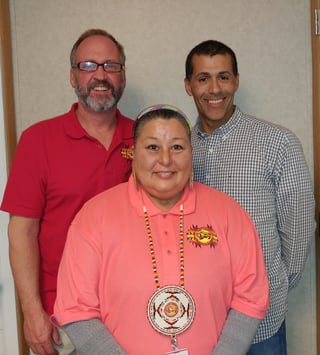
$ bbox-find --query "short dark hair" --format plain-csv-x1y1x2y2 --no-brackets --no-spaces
185,40,238,80
70,28,126,67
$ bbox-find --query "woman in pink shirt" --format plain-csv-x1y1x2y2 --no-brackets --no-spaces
53,104,269,355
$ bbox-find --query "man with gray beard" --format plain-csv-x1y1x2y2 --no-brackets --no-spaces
1,28,134,355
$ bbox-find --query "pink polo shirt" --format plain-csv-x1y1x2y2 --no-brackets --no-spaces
54,176,269,354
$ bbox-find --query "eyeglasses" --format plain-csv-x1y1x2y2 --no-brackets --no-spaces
74,61,124,73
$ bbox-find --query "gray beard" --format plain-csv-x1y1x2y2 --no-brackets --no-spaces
75,80,124,112
83,95,117,112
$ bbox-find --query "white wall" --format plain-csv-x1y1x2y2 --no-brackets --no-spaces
0,0,315,354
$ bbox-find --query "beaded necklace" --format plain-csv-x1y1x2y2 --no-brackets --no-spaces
143,204,195,353
143,204,185,289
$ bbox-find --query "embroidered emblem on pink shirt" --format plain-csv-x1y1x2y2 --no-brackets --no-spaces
187,225,218,248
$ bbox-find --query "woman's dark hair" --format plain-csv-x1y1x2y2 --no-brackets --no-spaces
133,105,191,142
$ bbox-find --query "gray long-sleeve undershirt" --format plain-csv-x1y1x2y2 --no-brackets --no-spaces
63,318,126,355
61,309,260,354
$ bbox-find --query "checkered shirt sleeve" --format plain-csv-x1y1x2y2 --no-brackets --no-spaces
191,106,315,342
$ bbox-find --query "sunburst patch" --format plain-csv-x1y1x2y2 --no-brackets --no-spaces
187,225,218,248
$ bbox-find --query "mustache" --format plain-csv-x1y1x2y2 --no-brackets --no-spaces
88,79,114,92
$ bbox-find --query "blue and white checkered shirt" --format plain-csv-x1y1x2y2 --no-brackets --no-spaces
191,106,315,343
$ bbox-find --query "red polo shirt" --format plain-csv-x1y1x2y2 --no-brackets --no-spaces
1,103,134,313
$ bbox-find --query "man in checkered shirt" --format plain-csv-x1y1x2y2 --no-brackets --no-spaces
184,40,315,355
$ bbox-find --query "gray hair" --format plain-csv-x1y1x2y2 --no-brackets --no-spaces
70,29,126,67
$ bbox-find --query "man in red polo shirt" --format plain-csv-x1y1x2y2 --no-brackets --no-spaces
1,28,134,355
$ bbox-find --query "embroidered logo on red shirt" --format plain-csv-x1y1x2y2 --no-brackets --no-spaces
121,145,133,160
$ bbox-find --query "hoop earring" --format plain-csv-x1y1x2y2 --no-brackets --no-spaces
189,172,194,189
132,167,139,189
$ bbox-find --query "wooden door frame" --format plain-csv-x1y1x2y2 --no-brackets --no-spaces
0,0,28,354
311,0,320,352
